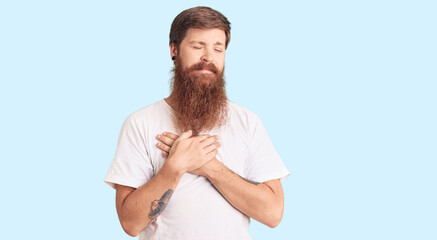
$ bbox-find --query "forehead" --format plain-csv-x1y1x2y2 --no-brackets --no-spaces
182,28,226,45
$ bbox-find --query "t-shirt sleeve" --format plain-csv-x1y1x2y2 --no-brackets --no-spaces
245,114,290,183
104,114,154,189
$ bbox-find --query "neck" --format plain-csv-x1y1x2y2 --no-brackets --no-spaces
164,94,176,109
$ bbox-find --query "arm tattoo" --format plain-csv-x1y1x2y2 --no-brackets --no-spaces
148,189,173,223
240,176,260,185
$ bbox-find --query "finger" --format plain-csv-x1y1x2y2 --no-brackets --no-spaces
162,132,179,140
178,130,193,140
204,149,218,161
193,134,210,142
156,142,171,152
162,151,168,158
200,135,219,147
157,134,176,147
203,142,221,153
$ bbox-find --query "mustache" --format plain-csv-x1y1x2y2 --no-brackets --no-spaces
188,61,219,74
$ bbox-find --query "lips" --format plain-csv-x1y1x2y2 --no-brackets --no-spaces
192,62,218,74
198,69,213,73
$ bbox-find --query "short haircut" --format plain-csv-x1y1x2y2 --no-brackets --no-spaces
169,6,231,49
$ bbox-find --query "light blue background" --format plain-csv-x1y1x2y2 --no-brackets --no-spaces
1,0,436,239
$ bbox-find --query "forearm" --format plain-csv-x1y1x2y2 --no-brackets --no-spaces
117,162,183,236
203,159,284,228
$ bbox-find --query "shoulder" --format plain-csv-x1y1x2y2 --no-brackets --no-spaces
120,100,170,132
226,101,265,136
227,101,262,123
126,100,169,122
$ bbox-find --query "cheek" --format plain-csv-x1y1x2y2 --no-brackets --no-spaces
182,54,201,68
180,58,195,69
217,57,225,70
178,48,193,63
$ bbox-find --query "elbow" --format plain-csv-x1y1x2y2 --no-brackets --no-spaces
124,228,140,238
265,204,284,228
120,219,142,237
122,225,140,237
126,231,139,238
266,212,283,228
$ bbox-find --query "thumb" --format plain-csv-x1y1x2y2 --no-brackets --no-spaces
179,130,193,140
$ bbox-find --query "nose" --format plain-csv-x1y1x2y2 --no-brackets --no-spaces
201,49,213,63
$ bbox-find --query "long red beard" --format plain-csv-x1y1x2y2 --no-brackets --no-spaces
170,59,228,135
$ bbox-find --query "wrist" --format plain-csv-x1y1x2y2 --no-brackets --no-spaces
162,159,185,179
202,158,222,179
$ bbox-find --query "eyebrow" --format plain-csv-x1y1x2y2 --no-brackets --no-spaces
189,41,224,46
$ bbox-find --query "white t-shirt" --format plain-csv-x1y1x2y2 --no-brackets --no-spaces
105,100,289,240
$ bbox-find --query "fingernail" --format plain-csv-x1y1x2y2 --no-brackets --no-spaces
163,132,167,136
157,134,161,139
157,142,161,146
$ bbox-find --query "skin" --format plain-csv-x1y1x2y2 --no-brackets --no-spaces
115,28,284,236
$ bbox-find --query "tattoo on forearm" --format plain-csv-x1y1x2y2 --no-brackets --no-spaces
240,176,260,185
148,189,173,223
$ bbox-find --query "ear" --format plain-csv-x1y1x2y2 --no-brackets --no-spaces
170,43,178,59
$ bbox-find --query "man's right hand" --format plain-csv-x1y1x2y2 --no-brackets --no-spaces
165,130,220,174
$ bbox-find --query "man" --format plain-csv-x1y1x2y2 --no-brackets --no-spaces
105,6,289,239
